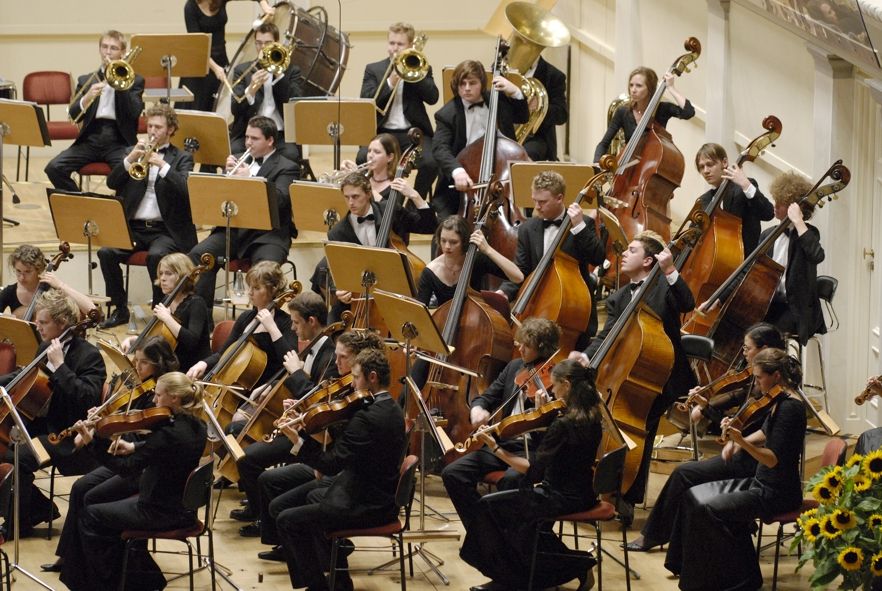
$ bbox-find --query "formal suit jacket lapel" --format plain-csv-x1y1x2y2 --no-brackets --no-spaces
527,218,546,267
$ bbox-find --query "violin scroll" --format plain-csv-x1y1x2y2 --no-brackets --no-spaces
855,376,882,406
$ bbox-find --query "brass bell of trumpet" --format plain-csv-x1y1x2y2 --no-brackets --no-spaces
129,134,157,181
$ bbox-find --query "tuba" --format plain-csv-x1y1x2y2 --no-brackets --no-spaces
605,93,630,158
503,2,570,144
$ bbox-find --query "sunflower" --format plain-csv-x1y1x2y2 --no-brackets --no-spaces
864,449,882,479
853,473,872,493
812,481,837,504
802,517,822,543
821,515,843,539
871,551,882,577
846,453,864,468
823,467,844,491
831,508,857,531
798,507,819,526
869,514,882,529
837,546,864,572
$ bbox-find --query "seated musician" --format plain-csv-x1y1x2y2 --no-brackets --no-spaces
275,347,406,591
120,253,211,373
43,336,178,573
461,359,600,591
1,245,96,318
189,116,299,309
45,30,145,192
358,21,439,197
521,55,568,162
432,59,529,220
663,349,806,591
418,215,522,307
499,171,607,340
574,230,695,516
626,323,784,553
593,66,694,163
254,330,383,561
229,291,341,536
229,22,303,164
98,104,197,328
59,371,207,591
442,317,560,531
695,142,774,254
0,290,106,538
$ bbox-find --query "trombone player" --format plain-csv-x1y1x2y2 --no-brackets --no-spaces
359,22,439,198
45,30,145,192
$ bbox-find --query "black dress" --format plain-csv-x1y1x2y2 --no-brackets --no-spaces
0,283,22,314
416,253,507,307
593,100,696,162
170,294,212,372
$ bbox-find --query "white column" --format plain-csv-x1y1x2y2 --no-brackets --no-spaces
705,0,734,153
614,0,641,87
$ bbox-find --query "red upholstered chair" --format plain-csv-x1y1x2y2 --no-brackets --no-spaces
210,320,235,354
124,251,150,306
137,77,169,134
77,161,112,191
19,71,79,181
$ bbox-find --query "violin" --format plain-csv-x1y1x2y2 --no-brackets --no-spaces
513,351,560,400
276,389,374,436
263,374,355,443
675,365,753,413
718,384,788,444
453,399,566,454
855,376,882,405
94,407,173,439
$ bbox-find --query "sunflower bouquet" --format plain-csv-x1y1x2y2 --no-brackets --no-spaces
792,448,882,589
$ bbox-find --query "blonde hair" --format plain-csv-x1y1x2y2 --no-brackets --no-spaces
155,253,195,295
156,371,204,417
633,230,665,258
532,171,566,197
35,289,79,328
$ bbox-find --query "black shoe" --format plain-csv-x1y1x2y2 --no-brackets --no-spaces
257,545,285,562
41,560,64,572
622,537,660,552
338,538,355,558
230,507,256,522
213,477,233,490
239,521,261,537
100,307,130,329
469,582,509,591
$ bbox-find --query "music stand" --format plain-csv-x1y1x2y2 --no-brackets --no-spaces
288,181,346,233
0,316,40,365
286,99,375,170
47,192,133,297
509,161,599,209
170,111,231,167
0,99,50,284
187,173,277,318
0,386,53,590
131,33,210,104
98,339,135,375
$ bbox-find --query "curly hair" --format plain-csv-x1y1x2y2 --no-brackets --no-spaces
9,244,46,275
246,261,286,297
515,318,561,360
337,330,384,356
770,171,815,220
35,289,79,329
531,171,566,197
340,171,371,195
353,348,391,388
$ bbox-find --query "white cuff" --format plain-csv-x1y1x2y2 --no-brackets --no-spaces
570,221,586,235
289,437,304,455
743,183,756,199
665,269,680,285
158,162,171,177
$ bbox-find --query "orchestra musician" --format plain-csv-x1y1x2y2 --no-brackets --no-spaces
662,348,806,591
417,215,522,308
521,56,568,162
98,104,197,328
460,359,600,591
0,290,106,539
188,116,299,309
275,347,406,591
59,371,208,591
1,245,45,317
593,66,694,163
45,30,145,192
229,22,303,164
432,59,529,220
442,318,561,530
359,22,439,197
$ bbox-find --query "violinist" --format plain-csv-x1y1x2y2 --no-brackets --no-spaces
626,323,784,553
442,317,560,530
593,66,694,163
59,371,208,591
695,143,774,254
42,336,178,573
461,359,601,591
432,59,529,220
275,347,406,591
0,290,106,539
1,245,96,319
418,215,523,307
120,253,211,372
663,348,806,591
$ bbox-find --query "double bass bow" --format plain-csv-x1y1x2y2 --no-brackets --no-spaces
21,242,73,321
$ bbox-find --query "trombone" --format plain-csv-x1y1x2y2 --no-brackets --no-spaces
129,135,157,180
372,33,430,116
70,46,142,125
224,42,292,104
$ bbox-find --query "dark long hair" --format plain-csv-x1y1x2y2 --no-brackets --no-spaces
552,359,601,425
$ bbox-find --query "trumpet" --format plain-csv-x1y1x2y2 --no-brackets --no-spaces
226,42,292,103
71,46,142,124
317,161,371,185
129,134,157,180
372,33,429,116
226,149,253,176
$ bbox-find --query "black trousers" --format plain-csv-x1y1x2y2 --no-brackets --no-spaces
260,462,331,546
189,234,288,306
356,129,437,198
45,121,128,192
98,224,179,308
238,435,294,514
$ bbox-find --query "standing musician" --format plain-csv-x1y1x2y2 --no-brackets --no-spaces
229,22,303,164
189,116,299,308
59,372,207,591
98,104,197,328
0,290,106,538
521,56,568,162
593,66,694,163
499,171,607,339
663,349,806,591
45,30,145,192
442,318,560,530
275,348,406,591
695,143,774,254
432,59,529,220
418,215,522,308
119,253,212,373
576,230,695,513
359,22,439,198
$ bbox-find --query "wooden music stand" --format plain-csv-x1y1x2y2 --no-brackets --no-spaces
131,33,211,104
325,242,415,299
509,161,599,209
47,192,133,297
0,316,40,365
286,99,376,169
0,99,49,284
288,181,346,234
171,111,231,166
441,68,493,104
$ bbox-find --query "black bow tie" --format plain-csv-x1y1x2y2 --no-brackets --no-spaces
467,101,485,110
156,147,168,154
253,156,264,165
629,280,644,292
542,218,564,229
356,213,375,224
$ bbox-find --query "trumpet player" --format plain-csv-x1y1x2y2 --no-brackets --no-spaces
45,30,145,192
229,22,303,164
97,104,196,329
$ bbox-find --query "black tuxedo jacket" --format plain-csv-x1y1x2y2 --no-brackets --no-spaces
106,144,197,251
361,58,439,135
283,336,339,398
229,61,302,141
69,72,145,146
698,178,774,254
527,57,567,161
326,200,436,246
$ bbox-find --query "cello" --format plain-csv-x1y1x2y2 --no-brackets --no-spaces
21,242,73,321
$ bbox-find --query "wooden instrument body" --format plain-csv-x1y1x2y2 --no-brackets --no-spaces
95,407,173,439
389,232,426,285
103,379,156,415
205,338,268,430
5,366,52,421
0,342,15,375
134,320,178,353
679,207,744,308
